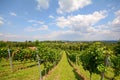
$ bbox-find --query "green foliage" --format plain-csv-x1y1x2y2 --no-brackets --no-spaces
35,40,39,46
97,64,106,72
80,45,104,74
78,42,113,80
111,55,120,77
111,41,120,78
0,41,119,80
114,40,120,56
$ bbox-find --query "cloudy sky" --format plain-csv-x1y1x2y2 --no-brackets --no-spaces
0,0,120,41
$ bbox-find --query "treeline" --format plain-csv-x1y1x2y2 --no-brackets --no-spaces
0,41,35,48
0,40,116,48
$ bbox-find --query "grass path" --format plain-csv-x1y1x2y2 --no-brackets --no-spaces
44,51,81,80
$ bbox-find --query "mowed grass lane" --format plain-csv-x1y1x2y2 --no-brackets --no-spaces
44,51,81,80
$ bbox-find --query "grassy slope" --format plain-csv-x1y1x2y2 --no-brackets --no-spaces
44,51,81,80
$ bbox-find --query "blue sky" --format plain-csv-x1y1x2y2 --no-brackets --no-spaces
0,0,120,41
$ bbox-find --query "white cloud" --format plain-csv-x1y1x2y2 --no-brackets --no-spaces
57,0,92,14
49,15,54,19
4,33,19,38
0,17,4,20
52,29,116,41
27,20,35,23
31,29,113,41
0,20,4,26
0,33,3,36
56,10,107,32
0,33,31,41
49,10,119,41
31,30,80,40
25,25,48,31
0,17,4,26
27,19,44,24
108,10,120,32
56,16,70,28
10,12,17,16
36,0,49,10
84,10,120,40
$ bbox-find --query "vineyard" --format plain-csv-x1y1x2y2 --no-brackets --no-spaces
0,41,120,80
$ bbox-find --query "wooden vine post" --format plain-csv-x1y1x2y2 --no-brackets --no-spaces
8,48,13,72
36,48,42,80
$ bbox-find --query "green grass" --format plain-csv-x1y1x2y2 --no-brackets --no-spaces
0,59,44,80
75,63,120,80
76,64,101,80
0,66,40,80
44,51,81,80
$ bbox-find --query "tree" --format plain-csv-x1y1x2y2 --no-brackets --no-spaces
35,40,39,46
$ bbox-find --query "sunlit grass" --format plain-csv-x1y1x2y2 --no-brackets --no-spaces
0,59,44,80
75,63,120,80
44,51,81,80
0,66,40,80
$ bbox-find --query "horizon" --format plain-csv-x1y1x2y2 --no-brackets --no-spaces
0,0,120,41
0,39,118,42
